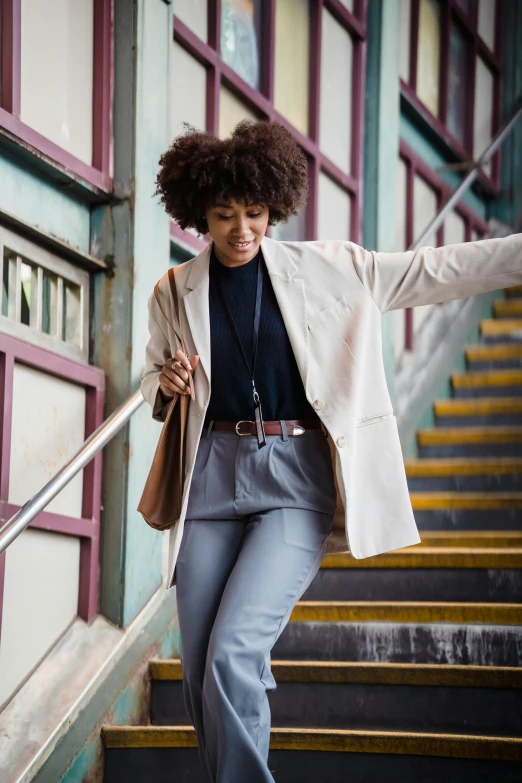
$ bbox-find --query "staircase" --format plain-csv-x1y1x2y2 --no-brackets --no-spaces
102,286,522,781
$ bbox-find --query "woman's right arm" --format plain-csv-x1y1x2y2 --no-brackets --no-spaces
140,290,198,423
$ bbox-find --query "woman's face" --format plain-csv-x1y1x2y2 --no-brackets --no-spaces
205,198,269,267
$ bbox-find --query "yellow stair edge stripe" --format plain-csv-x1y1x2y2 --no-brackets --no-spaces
494,300,522,315
480,318,522,333
149,658,522,688
405,457,522,475
434,397,522,415
289,601,522,625
466,343,522,359
101,725,522,759
417,426,522,444
320,548,522,569
409,492,522,509
505,285,522,297
420,531,522,547
451,369,522,387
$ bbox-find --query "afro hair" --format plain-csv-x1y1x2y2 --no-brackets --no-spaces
153,119,308,236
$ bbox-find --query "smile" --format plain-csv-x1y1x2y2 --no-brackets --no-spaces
228,240,253,250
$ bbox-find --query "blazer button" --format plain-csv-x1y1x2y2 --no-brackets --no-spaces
336,435,345,448
313,399,324,410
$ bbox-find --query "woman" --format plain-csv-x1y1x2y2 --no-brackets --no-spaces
141,119,522,782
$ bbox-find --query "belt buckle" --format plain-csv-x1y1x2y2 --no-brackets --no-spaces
235,419,255,436
292,425,305,436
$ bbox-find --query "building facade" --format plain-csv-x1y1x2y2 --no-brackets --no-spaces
0,1,520,781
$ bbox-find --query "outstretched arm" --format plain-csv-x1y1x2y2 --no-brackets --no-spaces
347,233,522,313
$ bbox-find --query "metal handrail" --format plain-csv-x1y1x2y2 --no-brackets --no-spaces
410,101,522,252
1,102,521,558
0,389,145,555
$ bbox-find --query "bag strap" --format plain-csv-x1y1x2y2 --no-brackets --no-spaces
153,268,195,400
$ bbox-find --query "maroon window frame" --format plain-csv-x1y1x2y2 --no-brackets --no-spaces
170,0,368,254
401,0,503,193
0,0,113,192
0,333,105,637
399,139,489,352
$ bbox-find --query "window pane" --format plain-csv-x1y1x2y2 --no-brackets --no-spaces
473,57,494,174
175,0,208,42
339,0,354,11
319,8,353,174
399,0,412,83
172,43,207,136
447,23,470,145
454,0,477,16
20,0,93,164
478,0,496,51
318,174,351,240
416,0,441,117
444,210,466,245
221,0,263,90
396,157,408,251
413,174,438,330
274,0,310,135
271,205,308,241
219,87,258,139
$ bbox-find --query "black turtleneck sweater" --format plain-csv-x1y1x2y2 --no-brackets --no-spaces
204,245,319,425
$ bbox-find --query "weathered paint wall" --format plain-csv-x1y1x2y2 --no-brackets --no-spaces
93,0,173,627
362,0,401,405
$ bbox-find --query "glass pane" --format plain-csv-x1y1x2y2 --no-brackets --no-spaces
317,174,351,240
20,0,94,165
319,8,353,174
221,0,263,90
478,0,496,51
274,0,310,135
399,0,412,83
413,174,438,246
444,210,466,245
447,23,470,145
454,0,477,15
42,269,59,337
271,205,308,241
2,249,10,318
416,0,441,117
172,42,207,136
175,0,208,42
62,280,82,346
396,157,408,251
473,57,494,175
219,87,258,139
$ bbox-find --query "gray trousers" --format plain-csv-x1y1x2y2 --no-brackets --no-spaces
175,420,337,783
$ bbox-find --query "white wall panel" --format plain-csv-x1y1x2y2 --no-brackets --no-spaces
9,364,85,517
0,529,80,705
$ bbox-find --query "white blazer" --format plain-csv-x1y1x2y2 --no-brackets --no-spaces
140,233,522,588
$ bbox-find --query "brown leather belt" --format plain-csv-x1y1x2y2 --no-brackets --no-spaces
207,418,324,436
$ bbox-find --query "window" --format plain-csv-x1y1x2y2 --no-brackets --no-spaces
0,226,89,362
0,0,112,190
396,143,489,353
171,0,366,249
399,0,501,186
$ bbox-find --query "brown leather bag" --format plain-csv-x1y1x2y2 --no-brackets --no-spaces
138,268,195,531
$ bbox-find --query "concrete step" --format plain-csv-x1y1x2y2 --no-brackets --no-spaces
505,285,522,298
480,318,522,343
465,343,522,370
451,369,522,397
410,490,522,530
406,456,522,492
434,397,522,427
273,617,522,666
493,298,522,318
417,426,522,458
149,659,522,737
301,548,522,602
418,531,522,547
102,726,522,783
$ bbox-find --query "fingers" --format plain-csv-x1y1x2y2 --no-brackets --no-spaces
160,351,200,396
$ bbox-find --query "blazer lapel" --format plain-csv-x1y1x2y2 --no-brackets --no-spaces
260,236,310,396
180,236,310,400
